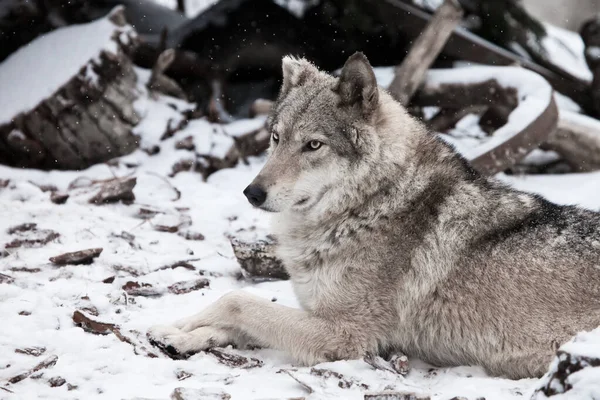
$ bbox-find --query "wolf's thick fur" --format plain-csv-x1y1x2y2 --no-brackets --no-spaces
148,53,600,379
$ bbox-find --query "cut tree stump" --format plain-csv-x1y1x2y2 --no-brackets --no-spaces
0,7,141,170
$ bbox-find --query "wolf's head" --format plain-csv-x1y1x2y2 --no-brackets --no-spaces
243,52,422,215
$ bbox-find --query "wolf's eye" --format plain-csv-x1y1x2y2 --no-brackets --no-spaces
306,140,322,151
272,132,279,143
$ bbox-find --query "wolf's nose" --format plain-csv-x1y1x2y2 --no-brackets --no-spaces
243,185,267,207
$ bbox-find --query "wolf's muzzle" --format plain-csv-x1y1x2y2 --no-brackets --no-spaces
243,185,267,207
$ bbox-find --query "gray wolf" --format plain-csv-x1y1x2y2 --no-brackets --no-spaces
148,52,600,379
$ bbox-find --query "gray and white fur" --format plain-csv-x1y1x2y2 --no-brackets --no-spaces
148,53,600,379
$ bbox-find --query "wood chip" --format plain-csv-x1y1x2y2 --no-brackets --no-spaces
89,177,136,204
364,392,430,400
0,273,14,284
207,348,262,369
5,230,60,249
175,369,193,381
168,278,210,295
122,281,163,297
7,223,36,234
49,248,103,265
8,355,58,384
50,192,69,204
15,347,46,357
48,376,66,387
175,136,195,151
72,311,157,358
171,387,231,400
178,230,205,241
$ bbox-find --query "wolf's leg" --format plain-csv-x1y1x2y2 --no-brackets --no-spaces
150,290,366,365
484,349,553,379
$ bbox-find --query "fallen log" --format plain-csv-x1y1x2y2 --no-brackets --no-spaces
409,66,558,175
0,7,140,170
542,110,600,172
374,0,591,111
388,0,463,105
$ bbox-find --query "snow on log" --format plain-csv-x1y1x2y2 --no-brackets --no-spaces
403,66,558,175
0,7,140,170
542,110,600,172
532,327,600,400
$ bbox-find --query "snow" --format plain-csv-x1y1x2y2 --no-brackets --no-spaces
1,64,599,400
0,11,133,125
543,24,592,82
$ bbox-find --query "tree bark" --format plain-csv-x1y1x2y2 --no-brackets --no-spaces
388,0,463,105
0,7,141,170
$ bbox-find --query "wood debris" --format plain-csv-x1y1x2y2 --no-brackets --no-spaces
0,273,15,284
122,281,164,297
364,392,430,400
48,376,66,387
50,192,69,204
5,225,60,249
207,348,263,369
7,223,36,234
171,387,231,400
72,311,157,358
89,177,137,205
15,346,46,357
168,278,210,294
8,355,58,384
49,248,103,265
230,237,288,281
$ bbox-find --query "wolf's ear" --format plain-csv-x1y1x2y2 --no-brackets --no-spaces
336,52,379,116
281,56,316,96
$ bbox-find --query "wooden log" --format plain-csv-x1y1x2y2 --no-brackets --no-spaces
388,0,463,105
541,110,600,172
410,67,558,175
0,7,141,170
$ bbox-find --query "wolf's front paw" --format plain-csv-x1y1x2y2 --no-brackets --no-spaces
147,325,194,359
147,325,230,359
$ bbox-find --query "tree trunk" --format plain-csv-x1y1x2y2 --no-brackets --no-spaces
0,7,141,170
